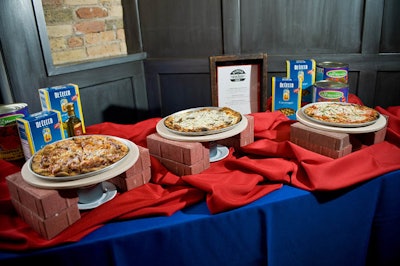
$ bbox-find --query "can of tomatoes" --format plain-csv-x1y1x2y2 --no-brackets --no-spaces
313,80,349,103
316,61,349,84
0,103,29,161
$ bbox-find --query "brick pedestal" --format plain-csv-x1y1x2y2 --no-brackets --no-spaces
290,121,387,158
216,115,254,149
5,145,152,239
6,173,80,240
109,145,152,191
147,115,255,176
147,133,210,176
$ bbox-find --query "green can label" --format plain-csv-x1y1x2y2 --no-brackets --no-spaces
319,90,344,100
313,81,349,103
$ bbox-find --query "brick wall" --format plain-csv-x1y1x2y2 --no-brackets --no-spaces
42,0,127,65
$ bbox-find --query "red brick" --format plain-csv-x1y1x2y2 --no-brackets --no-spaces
139,146,151,168
76,7,108,19
74,21,105,34
108,146,151,191
216,115,254,149
110,167,151,191
290,122,349,150
6,175,20,202
350,123,387,146
291,137,352,159
125,168,152,191
12,199,80,240
153,155,210,176
147,133,207,165
6,173,79,219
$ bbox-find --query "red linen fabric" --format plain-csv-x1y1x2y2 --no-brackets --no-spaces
375,106,400,147
1,103,400,251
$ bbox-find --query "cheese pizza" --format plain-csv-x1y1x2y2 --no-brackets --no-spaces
303,102,379,126
164,107,242,134
30,135,129,177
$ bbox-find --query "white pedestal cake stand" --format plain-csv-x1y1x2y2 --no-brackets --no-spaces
156,116,248,162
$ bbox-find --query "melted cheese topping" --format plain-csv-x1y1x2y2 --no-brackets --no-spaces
31,135,129,177
304,103,379,124
165,107,241,132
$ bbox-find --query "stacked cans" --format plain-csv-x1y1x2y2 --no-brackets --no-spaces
0,103,29,161
314,62,349,102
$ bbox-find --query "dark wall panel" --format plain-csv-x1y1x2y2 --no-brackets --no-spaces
241,0,364,54
138,0,223,58
80,79,137,126
140,0,400,113
375,72,400,107
380,0,400,52
159,73,211,116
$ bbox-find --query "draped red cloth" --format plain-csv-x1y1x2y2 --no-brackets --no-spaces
1,101,400,251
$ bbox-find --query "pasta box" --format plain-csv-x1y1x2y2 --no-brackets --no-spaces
16,110,65,160
286,59,316,103
271,77,302,120
39,84,86,137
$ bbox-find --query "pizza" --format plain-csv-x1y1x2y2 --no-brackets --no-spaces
30,135,129,177
303,102,379,125
164,107,242,133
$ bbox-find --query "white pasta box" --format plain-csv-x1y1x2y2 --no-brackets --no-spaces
286,59,316,103
271,77,302,120
39,84,86,137
16,110,65,160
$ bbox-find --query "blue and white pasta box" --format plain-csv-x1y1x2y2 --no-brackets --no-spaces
16,110,65,160
286,59,316,103
271,77,302,120
39,83,86,137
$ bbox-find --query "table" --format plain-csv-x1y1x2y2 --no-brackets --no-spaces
1,169,399,266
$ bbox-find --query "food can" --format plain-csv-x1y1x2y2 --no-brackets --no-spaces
313,80,349,103
0,103,29,161
316,62,349,83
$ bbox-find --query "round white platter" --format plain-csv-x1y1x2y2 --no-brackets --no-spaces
156,115,248,142
21,137,139,189
296,109,387,134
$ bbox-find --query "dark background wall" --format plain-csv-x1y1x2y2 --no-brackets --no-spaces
140,0,400,117
1,0,399,126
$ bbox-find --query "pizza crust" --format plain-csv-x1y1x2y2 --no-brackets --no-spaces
303,103,379,125
31,135,129,177
164,107,242,133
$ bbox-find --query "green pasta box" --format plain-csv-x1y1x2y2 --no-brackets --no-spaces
271,77,302,120
286,59,316,103
39,84,86,137
16,110,65,160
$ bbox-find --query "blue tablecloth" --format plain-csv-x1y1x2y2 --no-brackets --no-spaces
1,170,400,266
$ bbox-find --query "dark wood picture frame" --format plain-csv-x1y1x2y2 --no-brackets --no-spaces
209,53,268,112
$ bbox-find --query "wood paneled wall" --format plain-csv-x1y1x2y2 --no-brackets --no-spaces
139,0,400,117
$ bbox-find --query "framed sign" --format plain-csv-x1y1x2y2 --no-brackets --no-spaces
209,53,268,114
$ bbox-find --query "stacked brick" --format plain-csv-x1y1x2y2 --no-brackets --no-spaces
216,115,254,149
6,174,80,240
290,120,387,158
147,133,210,176
147,115,255,176
109,146,152,191
349,124,387,151
5,145,152,239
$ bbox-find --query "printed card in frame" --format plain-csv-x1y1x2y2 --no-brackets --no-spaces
209,53,267,114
